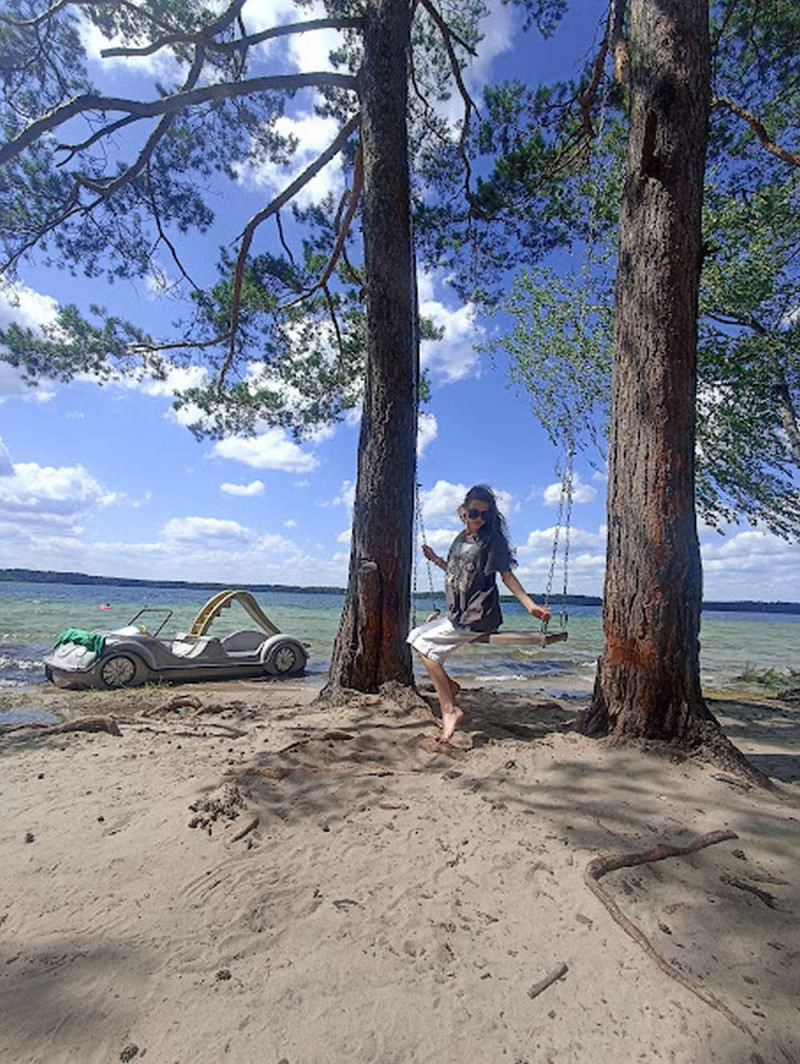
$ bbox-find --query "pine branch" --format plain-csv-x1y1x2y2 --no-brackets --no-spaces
145,164,203,294
418,0,478,198
77,45,207,199
275,211,296,267
97,0,246,59
2,0,180,36
712,96,800,168
578,1,629,138
56,115,140,166
0,74,358,167
279,143,364,311
219,112,361,390
101,17,365,60
322,284,345,361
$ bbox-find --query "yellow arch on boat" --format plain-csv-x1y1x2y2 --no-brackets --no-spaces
188,590,281,639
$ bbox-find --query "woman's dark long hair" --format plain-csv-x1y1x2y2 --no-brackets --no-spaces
461,484,516,567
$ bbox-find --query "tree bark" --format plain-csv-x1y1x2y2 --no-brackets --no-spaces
582,0,719,741
323,0,417,696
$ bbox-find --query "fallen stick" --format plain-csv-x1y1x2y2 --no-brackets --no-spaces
278,731,355,755
117,717,246,739
527,962,569,999
585,829,755,1041
230,817,259,843
720,873,779,910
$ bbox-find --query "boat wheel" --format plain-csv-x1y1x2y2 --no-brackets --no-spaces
272,644,301,674
99,653,140,688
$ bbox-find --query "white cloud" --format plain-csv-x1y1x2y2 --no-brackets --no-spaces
0,281,58,331
337,527,352,544
464,0,516,98
78,13,181,79
0,518,349,588
136,364,209,399
0,458,117,538
0,283,60,403
331,480,356,508
221,480,265,497
420,479,511,526
344,404,362,428
210,427,318,473
543,471,597,506
284,518,297,528
0,438,13,477
518,526,607,554
419,270,483,383
162,516,255,547
235,110,345,206
417,412,437,456
700,529,800,584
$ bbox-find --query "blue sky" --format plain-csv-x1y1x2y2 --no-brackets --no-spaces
1,0,799,601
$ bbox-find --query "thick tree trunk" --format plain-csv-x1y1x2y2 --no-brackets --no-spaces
323,0,417,695
582,0,719,741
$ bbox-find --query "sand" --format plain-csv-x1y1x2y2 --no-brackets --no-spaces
1,677,798,1064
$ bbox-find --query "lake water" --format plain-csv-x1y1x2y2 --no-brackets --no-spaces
1,580,798,697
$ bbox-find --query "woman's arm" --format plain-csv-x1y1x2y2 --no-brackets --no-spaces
422,544,447,571
500,570,551,623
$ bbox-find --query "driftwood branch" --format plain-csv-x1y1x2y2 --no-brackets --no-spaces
712,97,800,168
0,74,357,167
1,715,121,739
219,112,361,389
230,816,259,842
585,830,755,1040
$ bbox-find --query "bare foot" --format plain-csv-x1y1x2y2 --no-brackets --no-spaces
437,704,464,744
449,679,461,699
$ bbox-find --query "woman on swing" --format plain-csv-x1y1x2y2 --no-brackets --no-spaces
408,484,550,743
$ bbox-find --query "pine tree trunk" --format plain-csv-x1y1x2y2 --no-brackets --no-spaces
323,0,417,696
581,0,719,741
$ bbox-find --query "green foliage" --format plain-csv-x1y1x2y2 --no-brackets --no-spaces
0,0,481,440
458,2,800,539
487,264,611,455
732,665,800,690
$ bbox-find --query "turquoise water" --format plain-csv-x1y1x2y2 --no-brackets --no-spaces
0,580,798,693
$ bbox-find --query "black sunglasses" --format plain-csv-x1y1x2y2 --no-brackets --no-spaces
465,507,490,520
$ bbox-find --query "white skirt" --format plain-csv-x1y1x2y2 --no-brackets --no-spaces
407,615,482,663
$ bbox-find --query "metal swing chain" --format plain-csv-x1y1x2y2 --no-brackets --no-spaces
413,481,439,627
543,29,613,633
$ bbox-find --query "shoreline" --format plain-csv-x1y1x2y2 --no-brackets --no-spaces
3,569,800,614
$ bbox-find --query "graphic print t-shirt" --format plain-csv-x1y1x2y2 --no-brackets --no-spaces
445,529,512,632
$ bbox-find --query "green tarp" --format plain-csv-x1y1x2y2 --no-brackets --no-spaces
53,628,105,656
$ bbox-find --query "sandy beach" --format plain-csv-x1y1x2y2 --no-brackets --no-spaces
1,677,798,1064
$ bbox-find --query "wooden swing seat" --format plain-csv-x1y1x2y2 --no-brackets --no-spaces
474,630,569,646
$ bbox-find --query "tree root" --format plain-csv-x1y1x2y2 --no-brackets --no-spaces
585,829,756,1041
